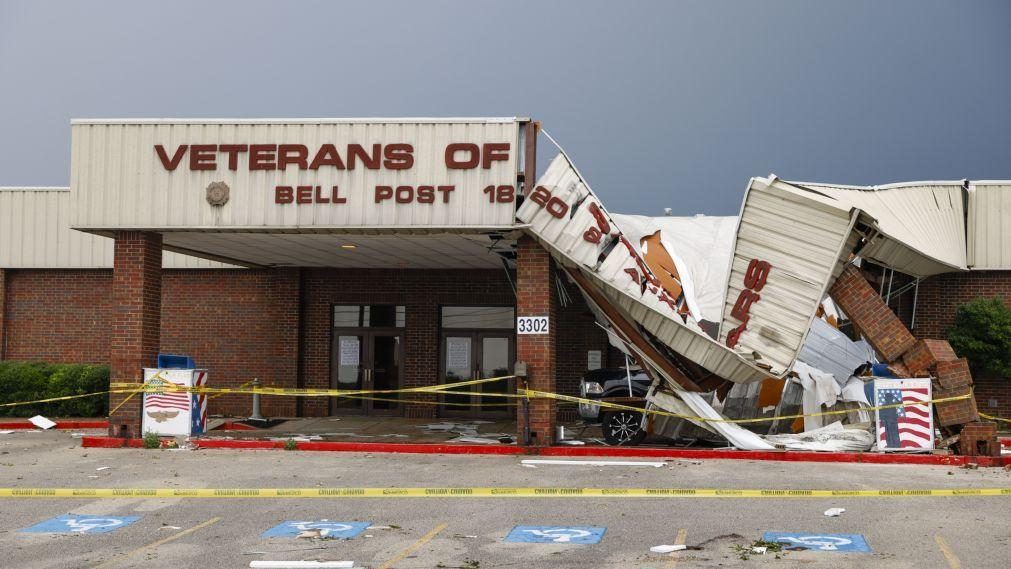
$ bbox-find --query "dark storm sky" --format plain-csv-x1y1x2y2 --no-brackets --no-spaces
1,0,1009,215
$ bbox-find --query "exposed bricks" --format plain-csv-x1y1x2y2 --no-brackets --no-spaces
109,232,162,438
958,421,1000,457
829,265,916,361
902,339,957,376
934,384,980,427
516,236,557,446
934,358,973,390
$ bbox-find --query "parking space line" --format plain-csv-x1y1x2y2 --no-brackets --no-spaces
664,528,687,569
377,523,448,569
934,535,962,569
91,517,222,569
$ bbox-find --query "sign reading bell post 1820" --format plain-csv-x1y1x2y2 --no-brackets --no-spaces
68,119,522,230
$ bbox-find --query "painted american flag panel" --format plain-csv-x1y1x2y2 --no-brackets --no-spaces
874,378,933,452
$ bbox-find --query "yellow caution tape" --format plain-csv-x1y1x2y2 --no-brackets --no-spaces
109,374,513,398
0,487,1008,499
517,389,977,425
980,413,1011,424
0,391,111,408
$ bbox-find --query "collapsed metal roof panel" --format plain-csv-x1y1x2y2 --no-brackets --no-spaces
718,177,860,376
518,154,773,386
967,181,1011,269
788,180,968,276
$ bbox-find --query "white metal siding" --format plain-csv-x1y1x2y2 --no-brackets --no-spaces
719,178,859,376
796,181,967,275
967,182,1011,269
70,119,520,231
517,154,771,385
0,188,231,269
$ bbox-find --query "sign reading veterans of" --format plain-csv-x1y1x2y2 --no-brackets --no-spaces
70,118,523,230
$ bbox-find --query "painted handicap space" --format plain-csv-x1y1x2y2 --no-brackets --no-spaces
20,514,140,534
262,520,372,539
763,532,871,552
505,526,606,544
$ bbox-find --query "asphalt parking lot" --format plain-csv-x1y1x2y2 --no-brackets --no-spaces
1,430,1010,568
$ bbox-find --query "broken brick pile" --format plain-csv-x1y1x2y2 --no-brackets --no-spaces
829,265,998,457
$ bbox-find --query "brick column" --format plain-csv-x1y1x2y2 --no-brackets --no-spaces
0,268,6,360
516,236,557,446
108,232,162,438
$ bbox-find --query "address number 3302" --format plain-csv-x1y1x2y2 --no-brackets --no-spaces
517,316,550,335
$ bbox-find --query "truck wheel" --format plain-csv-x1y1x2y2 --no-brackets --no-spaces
601,410,646,446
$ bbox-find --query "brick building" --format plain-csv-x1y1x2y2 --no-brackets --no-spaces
0,118,1008,446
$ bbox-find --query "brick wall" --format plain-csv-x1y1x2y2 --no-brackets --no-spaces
556,277,613,420
829,264,916,361
516,237,557,445
300,267,517,418
915,270,1011,338
0,268,5,359
109,231,163,438
161,269,300,418
4,269,113,363
1,261,604,423
974,374,1011,420
917,270,1011,423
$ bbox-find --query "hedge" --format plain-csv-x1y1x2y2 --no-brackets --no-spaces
0,361,110,418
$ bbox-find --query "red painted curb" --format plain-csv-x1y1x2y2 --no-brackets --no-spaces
539,446,1011,466
0,420,108,430
78,436,1010,466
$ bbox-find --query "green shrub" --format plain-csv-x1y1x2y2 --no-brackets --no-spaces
0,361,110,417
142,431,162,449
947,297,1011,378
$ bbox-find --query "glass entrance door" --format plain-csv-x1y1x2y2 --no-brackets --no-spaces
330,332,403,415
440,332,514,418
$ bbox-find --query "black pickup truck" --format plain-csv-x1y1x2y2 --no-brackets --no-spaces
578,367,652,445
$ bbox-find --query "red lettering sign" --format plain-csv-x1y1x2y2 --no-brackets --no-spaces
725,258,773,348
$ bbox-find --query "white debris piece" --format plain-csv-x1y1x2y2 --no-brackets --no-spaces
28,415,56,430
521,459,665,467
824,508,846,517
249,562,354,569
650,544,687,553
752,546,768,554
763,422,874,452
95,466,111,471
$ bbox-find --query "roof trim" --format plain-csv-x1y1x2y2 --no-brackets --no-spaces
0,186,70,192
71,117,526,125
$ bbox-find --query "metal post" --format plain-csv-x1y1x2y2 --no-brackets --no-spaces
249,378,265,422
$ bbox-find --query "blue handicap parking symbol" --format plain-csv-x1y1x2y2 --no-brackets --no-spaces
21,514,140,534
763,532,871,552
505,526,606,544
262,520,371,539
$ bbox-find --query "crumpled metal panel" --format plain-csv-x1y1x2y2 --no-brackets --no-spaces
718,177,859,376
517,154,772,385
792,180,967,276
967,181,1011,269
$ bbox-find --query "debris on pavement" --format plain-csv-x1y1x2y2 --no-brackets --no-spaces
823,508,846,517
28,415,56,430
520,459,665,468
95,466,111,471
249,561,355,568
650,544,687,553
